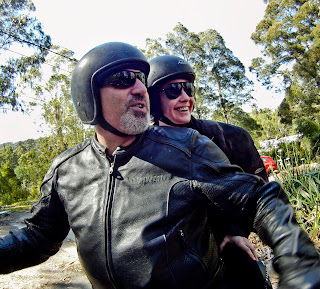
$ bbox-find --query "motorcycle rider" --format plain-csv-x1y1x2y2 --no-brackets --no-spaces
147,54,269,288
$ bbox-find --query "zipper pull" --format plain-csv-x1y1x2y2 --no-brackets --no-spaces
109,153,117,175
109,161,114,175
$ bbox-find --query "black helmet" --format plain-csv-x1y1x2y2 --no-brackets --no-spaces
71,42,149,135
147,55,195,122
147,55,195,89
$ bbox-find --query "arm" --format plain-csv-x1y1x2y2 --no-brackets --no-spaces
194,177,320,289
191,117,267,181
0,171,70,273
254,182,320,288
218,122,267,181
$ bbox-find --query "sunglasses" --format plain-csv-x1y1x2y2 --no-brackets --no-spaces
159,82,195,99
100,71,146,88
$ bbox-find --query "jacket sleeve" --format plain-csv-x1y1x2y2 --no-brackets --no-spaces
0,169,70,274
254,182,320,289
218,122,268,181
190,119,268,236
193,175,320,289
191,117,267,181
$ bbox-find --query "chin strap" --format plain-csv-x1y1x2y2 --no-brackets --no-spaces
159,115,192,127
97,116,129,137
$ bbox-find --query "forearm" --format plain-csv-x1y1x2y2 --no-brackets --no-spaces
0,226,64,273
0,190,70,274
254,182,320,289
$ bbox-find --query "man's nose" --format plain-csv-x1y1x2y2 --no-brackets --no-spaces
131,78,147,94
131,79,149,103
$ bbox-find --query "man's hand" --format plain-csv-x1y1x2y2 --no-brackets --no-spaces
220,235,258,261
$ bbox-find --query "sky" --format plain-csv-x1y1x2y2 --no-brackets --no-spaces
0,0,285,144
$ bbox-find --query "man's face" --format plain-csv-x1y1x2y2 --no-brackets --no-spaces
99,70,150,135
160,78,195,125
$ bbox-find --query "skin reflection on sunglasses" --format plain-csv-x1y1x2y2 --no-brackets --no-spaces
159,78,195,125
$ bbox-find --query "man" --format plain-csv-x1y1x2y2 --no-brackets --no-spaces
147,55,268,288
0,42,319,289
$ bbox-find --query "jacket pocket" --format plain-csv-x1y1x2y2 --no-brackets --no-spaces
179,229,209,274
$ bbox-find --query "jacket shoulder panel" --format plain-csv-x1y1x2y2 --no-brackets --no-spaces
146,126,234,175
42,138,93,184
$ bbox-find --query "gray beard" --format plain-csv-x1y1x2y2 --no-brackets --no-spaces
119,109,150,135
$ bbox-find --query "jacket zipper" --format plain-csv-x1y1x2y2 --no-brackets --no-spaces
105,153,118,288
179,229,209,274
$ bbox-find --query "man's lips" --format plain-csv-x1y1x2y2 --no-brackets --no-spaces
130,101,147,112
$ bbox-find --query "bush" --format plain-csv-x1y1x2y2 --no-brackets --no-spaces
272,157,320,241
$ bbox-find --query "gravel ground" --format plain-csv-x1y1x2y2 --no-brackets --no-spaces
0,212,92,289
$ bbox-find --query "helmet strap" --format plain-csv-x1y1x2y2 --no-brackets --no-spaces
159,115,191,127
97,116,130,137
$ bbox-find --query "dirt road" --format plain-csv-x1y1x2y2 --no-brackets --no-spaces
0,212,92,289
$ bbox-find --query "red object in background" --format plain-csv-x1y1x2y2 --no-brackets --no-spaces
260,156,279,175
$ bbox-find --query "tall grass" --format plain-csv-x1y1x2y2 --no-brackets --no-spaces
271,153,320,242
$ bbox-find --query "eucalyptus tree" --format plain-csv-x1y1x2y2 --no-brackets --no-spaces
250,0,320,90
0,0,52,111
250,0,320,155
251,107,290,141
31,45,92,154
11,46,93,198
145,23,254,124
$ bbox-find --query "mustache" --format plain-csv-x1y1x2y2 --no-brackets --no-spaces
126,95,149,110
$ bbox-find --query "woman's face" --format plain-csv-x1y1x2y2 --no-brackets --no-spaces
159,78,195,125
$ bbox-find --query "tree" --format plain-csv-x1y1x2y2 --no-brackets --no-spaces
0,45,92,201
145,23,255,124
250,0,320,156
250,108,290,141
198,29,254,123
0,146,28,204
30,46,92,154
0,0,52,111
250,0,320,90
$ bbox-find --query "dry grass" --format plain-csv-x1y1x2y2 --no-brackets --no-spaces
249,232,320,289
249,233,278,289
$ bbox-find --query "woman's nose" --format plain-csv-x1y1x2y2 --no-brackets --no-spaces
179,89,190,101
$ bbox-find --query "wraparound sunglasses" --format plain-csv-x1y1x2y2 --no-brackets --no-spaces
159,82,195,99
100,71,146,88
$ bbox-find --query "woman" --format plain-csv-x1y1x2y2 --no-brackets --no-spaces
147,55,271,289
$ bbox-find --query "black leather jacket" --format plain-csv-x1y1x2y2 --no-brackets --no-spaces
188,116,267,181
0,126,319,289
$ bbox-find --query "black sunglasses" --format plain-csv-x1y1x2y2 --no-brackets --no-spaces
100,71,146,88
159,82,195,99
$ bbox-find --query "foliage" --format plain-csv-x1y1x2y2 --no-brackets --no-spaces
273,156,320,240
31,45,89,152
250,107,291,143
250,0,320,91
0,43,94,203
0,152,28,205
249,0,320,155
145,23,256,126
0,0,52,111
